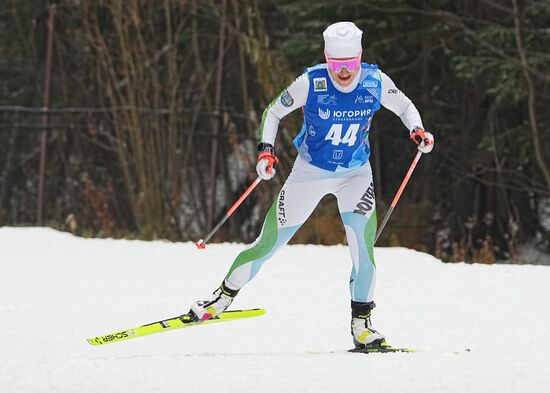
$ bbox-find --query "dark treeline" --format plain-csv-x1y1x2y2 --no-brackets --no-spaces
1,0,549,264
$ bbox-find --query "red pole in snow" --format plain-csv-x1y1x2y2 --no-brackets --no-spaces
196,176,262,249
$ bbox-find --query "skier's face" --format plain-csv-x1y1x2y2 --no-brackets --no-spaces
325,52,361,88
330,66,359,88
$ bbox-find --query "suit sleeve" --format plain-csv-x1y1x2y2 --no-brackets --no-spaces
379,71,424,132
259,73,309,146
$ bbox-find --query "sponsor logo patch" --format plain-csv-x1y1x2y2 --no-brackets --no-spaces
333,109,371,119
278,190,287,225
100,330,132,343
354,95,374,104
317,94,337,105
318,107,331,120
353,181,375,215
313,77,328,92
280,89,294,107
362,80,378,88
308,126,316,136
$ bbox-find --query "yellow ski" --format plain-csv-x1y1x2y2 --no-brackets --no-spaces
87,308,266,346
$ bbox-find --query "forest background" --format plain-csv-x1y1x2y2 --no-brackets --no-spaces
1,0,549,264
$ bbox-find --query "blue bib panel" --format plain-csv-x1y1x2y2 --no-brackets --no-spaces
293,63,382,171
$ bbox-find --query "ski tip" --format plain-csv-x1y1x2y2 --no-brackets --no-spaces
222,308,266,317
87,337,102,346
251,308,266,315
195,239,206,249
248,308,266,316
215,308,267,322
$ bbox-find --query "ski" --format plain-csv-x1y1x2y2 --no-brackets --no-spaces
87,308,266,346
349,342,416,354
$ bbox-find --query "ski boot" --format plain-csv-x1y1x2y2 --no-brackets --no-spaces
186,281,240,322
351,300,386,349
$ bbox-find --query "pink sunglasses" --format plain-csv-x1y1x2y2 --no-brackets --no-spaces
325,51,362,73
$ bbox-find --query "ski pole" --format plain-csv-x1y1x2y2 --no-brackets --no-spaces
374,150,423,244
196,176,262,249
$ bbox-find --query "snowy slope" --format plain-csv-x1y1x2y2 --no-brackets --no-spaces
1,227,550,393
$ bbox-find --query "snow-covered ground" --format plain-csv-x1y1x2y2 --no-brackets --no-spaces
1,227,550,393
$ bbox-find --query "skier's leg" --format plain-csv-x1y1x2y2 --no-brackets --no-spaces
334,163,385,347
190,158,326,320
223,196,303,289
335,165,377,303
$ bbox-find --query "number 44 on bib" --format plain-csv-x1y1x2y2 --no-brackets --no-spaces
325,123,360,146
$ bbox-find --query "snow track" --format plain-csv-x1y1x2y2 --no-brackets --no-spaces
1,227,549,393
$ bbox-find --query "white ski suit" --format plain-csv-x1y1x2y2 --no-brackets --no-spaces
224,63,423,303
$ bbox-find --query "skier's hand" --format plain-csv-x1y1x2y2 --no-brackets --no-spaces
256,142,278,180
410,127,434,154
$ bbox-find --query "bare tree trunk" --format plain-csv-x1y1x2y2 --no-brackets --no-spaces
511,0,550,191
37,4,56,225
66,0,293,240
232,0,253,137
0,121,18,218
206,0,228,231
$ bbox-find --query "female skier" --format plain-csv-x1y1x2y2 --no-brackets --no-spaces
187,21,434,349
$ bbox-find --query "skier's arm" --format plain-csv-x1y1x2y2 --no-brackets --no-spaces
379,71,424,132
259,73,309,146
380,71,434,153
